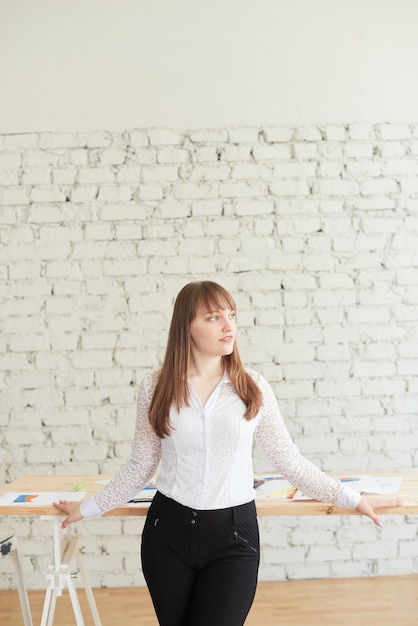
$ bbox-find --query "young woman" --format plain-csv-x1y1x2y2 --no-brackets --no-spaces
54,281,401,626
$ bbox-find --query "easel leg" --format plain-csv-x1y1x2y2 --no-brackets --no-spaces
10,544,33,626
40,579,56,626
39,517,102,626
76,551,102,626
65,572,86,626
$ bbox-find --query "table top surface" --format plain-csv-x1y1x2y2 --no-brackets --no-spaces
0,472,417,518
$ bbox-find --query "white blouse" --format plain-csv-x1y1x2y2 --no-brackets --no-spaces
80,369,361,518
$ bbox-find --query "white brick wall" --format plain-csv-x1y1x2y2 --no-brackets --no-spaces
0,123,417,588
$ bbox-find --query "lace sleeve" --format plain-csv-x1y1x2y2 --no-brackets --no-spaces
93,372,162,514
253,372,347,506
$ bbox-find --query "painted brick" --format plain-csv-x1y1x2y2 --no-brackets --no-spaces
190,164,231,181
97,185,132,202
116,166,142,183
252,144,292,160
0,152,21,167
228,127,259,143
39,225,83,242
3,134,39,150
52,168,77,185
262,126,293,142
28,205,95,222
355,196,396,210
321,125,347,141
189,129,228,143
0,187,29,205
130,148,157,164
100,204,146,220
221,181,265,198
345,142,374,158
78,167,114,184
100,149,126,165
234,200,274,216
157,148,190,164
142,165,179,181
0,170,19,185
292,142,318,159
128,130,148,146
38,133,80,149
360,178,398,195
294,126,323,141
73,132,108,149
349,124,375,140
148,129,183,146
270,180,310,196
192,146,220,162
222,145,252,161
314,179,359,196
274,161,316,178
379,123,411,140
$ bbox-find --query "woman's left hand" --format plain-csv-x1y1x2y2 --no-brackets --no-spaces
356,496,404,527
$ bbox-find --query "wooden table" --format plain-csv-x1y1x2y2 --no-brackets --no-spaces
0,471,416,517
1,472,416,626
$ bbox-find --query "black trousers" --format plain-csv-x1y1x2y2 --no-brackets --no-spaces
141,491,260,626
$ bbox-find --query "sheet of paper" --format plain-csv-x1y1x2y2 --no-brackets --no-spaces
338,475,384,494
292,475,403,500
374,476,403,494
129,483,157,502
254,476,297,499
0,492,86,506
93,478,157,503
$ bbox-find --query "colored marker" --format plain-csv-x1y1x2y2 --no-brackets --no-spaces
72,481,88,492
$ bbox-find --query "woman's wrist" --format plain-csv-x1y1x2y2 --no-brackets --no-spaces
80,496,103,518
336,484,362,510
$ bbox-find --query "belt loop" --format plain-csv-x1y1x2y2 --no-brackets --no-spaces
232,505,237,526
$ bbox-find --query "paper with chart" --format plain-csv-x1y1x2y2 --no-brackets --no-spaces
0,492,86,506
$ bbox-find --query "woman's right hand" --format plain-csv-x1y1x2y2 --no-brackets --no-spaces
53,500,83,529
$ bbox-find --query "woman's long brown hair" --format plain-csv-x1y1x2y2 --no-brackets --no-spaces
148,281,263,438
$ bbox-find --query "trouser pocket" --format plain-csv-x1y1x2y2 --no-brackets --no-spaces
231,518,260,554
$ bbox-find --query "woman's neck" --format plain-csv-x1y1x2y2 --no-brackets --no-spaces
188,357,224,407
188,355,224,381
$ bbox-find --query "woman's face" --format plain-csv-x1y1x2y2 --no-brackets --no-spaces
189,304,236,359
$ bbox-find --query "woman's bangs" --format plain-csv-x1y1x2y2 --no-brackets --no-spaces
195,287,236,317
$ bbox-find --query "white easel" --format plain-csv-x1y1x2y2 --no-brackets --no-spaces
0,534,33,626
40,516,102,626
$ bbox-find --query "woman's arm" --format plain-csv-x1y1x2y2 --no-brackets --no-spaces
253,372,402,526
54,373,162,527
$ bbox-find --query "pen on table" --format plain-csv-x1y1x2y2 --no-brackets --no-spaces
72,481,88,492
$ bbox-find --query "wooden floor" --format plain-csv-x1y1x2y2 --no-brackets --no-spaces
1,575,417,625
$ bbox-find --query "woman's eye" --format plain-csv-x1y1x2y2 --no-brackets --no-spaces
229,312,236,319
